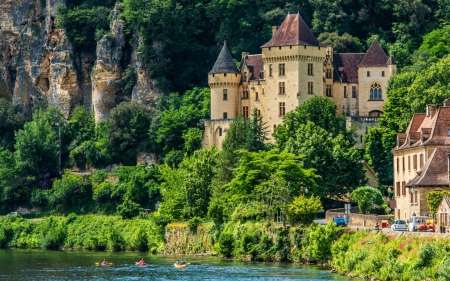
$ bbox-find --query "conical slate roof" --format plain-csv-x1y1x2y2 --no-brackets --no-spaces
209,42,239,74
261,13,325,47
359,39,388,67
386,54,397,65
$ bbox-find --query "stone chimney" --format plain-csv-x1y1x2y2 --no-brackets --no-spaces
242,52,250,61
427,104,438,118
272,26,278,36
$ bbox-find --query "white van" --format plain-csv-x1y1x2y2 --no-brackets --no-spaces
408,216,428,232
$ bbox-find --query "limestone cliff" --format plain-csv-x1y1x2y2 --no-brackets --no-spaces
0,0,161,119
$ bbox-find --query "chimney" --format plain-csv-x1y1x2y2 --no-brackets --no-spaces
272,26,278,36
241,52,250,61
444,99,450,107
427,104,438,118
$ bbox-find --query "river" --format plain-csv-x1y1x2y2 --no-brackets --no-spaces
0,249,354,280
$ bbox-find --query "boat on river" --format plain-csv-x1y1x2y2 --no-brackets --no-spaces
174,263,187,268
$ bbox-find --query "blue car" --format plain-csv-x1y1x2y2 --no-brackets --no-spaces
333,217,347,226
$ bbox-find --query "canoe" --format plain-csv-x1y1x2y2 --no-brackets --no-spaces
174,263,187,268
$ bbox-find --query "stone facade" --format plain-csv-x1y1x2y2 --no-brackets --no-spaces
393,102,450,220
203,13,396,149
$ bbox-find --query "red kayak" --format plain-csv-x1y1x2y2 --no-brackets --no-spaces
136,262,147,266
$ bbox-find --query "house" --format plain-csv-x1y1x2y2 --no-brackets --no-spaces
437,196,450,233
393,100,450,220
203,12,396,149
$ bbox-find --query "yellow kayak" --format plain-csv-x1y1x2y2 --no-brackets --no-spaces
174,263,187,268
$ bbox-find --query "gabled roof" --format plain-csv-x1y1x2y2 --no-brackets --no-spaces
209,42,240,74
241,54,264,81
332,53,365,83
443,196,450,208
359,39,388,67
386,54,396,65
261,13,326,48
406,147,450,187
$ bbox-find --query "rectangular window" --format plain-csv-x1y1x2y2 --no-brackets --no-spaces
242,106,249,118
223,89,228,100
223,112,227,119
420,154,424,168
308,82,313,94
307,63,313,76
279,82,285,95
243,72,248,82
224,73,227,77
367,71,370,77
402,157,405,172
396,157,399,172
273,124,277,132
414,191,418,204
279,102,286,116
352,86,357,98
344,86,347,98
382,71,385,77
326,69,332,79
411,191,414,203
413,155,417,170
269,64,273,76
257,109,261,116
396,182,400,197
255,92,259,101
279,64,285,75
326,85,332,97
243,88,249,99
402,181,406,196
219,128,222,136
408,156,411,171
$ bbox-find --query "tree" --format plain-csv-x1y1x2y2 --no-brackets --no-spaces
317,32,362,53
0,98,26,150
427,191,450,215
108,101,151,165
285,122,365,200
350,186,384,215
287,195,323,224
244,108,269,152
274,96,352,151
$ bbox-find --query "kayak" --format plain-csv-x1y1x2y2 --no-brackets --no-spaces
136,262,147,266
174,263,187,268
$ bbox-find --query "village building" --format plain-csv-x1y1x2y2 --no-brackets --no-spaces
437,196,450,233
203,12,397,149
393,101,450,220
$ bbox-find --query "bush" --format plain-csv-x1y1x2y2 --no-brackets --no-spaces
303,222,341,262
131,227,148,252
187,216,202,231
254,234,274,261
286,195,323,224
218,232,234,257
108,227,125,251
117,198,141,219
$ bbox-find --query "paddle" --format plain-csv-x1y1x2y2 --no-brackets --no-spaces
95,262,113,266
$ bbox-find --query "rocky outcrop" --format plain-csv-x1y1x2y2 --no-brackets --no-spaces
0,0,162,120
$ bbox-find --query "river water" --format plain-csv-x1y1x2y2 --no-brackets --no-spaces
0,249,354,280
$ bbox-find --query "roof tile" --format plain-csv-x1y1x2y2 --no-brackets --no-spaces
332,53,365,83
209,43,240,74
359,39,388,67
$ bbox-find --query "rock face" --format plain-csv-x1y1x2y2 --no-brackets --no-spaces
0,0,161,120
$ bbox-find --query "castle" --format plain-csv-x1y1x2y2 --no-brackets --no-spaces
203,13,397,149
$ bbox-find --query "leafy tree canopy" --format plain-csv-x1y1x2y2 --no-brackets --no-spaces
350,186,384,215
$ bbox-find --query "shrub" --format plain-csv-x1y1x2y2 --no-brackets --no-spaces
131,227,148,252
303,222,341,261
187,216,202,231
218,232,234,257
254,234,274,261
414,242,435,268
117,198,141,219
286,195,322,224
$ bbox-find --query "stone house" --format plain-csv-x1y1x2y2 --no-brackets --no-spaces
437,196,450,233
203,12,396,149
393,101,450,220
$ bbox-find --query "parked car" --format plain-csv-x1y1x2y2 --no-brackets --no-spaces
391,220,407,231
408,216,429,232
333,217,347,226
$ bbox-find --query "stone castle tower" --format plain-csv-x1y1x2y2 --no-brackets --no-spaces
203,13,396,149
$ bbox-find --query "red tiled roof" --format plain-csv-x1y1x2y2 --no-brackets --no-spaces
261,13,326,48
332,53,365,83
243,55,264,81
406,147,450,187
423,107,450,145
359,39,388,67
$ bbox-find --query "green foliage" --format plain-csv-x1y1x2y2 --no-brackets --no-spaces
117,198,142,219
187,216,202,230
0,99,25,151
350,186,384,215
131,227,149,252
108,101,151,165
317,32,362,53
286,195,322,224
218,232,234,257
427,191,450,215
120,65,137,97
303,222,341,262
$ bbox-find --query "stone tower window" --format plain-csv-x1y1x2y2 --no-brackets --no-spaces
279,82,285,95
382,71,385,77
243,88,249,99
219,128,223,136
223,112,228,119
367,71,370,77
255,92,259,101
344,86,347,98
370,83,382,100
307,63,313,76
243,72,248,82
279,102,286,116
326,85,332,97
308,82,313,94
269,65,273,76
326,69,332,79
223,89,228,100
352,86,357,98
279,64,285,75
243,106,249,118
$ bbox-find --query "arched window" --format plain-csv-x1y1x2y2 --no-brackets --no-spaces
369,110,383,117
370,83,382,100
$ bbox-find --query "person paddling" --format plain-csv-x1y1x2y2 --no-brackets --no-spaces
101,259,108,266
139,258,146,265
